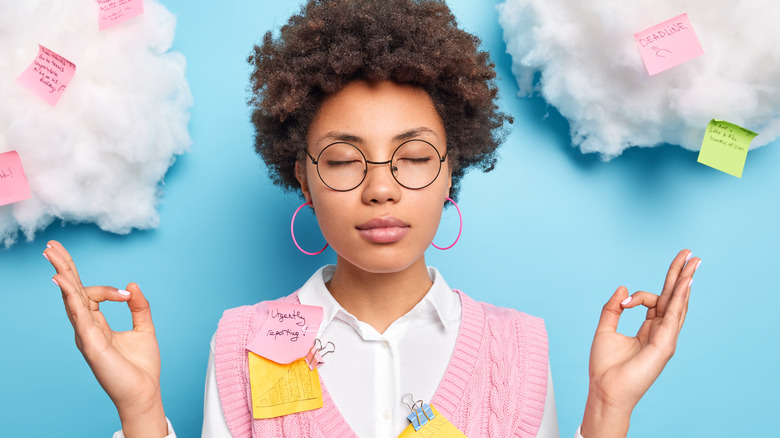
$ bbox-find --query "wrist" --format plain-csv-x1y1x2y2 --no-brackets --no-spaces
117,394,167,438
581,385,634,438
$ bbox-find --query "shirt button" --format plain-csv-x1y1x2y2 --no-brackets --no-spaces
383,409,392,420
381,341,390,350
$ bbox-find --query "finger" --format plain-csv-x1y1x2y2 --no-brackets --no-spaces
84,286,132,306
45,242,85,293
46,240,85,288
620,291,660,343
595,286,629,335
660,267,696,336
656,249,692,318
125,283,156,334
52,276,79,328
54,274,101,341
619,290,659,312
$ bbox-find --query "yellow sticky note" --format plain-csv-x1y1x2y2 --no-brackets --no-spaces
697,119,758,178
248,351,323,419
398,406,468,438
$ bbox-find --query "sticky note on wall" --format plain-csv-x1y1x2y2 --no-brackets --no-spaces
16,45,76,106
634,13,704,76
98,0,144,31
0,151,32,207
697,120,757,178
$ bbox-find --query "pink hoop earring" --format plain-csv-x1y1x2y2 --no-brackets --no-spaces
431,197,462,250
291,201,328,255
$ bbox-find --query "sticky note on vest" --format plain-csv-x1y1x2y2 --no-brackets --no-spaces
247,303,324,364
697,119,757,178
16,45,76,106
398,405,468,438
0,151,32,207
248,352,323,419
634,13,704,76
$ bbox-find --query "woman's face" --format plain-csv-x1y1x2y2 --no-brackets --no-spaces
297,80,451,274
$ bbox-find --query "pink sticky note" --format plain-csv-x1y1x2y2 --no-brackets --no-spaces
98,0,144,30
247,303,324,364
16,45,76,106
0,151,32,207
634,13,704,76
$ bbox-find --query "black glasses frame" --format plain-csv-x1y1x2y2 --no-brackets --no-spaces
306,139,447,192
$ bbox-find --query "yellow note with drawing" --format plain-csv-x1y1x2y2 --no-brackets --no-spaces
248,351,323,419
397,405,468,438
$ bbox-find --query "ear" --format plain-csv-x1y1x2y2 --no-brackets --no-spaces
295,160,312,203
445,164,453,198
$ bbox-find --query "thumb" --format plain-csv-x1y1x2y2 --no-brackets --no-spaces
595,286,630,335
125,282,155,334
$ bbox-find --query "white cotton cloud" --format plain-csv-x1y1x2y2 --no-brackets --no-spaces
497,0,780,158
0,0,192,247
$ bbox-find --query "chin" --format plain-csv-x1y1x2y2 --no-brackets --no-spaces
335,244,428,275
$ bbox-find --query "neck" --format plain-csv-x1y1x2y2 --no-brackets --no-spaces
326,256,433,334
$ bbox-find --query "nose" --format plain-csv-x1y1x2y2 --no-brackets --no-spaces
360,159,401,204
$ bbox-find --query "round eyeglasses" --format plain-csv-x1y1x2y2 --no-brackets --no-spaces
306,140,447,191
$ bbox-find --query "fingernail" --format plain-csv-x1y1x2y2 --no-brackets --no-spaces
46,244,52,249
695,259,701,272
688,278,694,288
52,278,59,287
621,296,632,306
117,290,130,296
685,252,693,263
43,252,50,262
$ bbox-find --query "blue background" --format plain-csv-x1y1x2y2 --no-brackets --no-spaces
1,1,778,436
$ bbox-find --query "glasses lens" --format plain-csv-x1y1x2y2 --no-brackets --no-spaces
317,143,366,191
392,140,442,189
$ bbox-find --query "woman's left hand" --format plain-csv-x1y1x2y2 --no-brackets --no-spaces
581,249,700,438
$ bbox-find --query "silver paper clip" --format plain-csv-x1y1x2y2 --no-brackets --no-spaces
304,338,335,370
402,394,435,431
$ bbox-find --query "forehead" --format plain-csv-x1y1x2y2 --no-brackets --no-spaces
307,80,445,149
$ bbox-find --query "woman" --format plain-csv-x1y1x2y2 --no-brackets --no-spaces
45,0,699,436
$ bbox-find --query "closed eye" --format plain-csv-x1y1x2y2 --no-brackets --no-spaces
398,157,432,163
326,160,362,166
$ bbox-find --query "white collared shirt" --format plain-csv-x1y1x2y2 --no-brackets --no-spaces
201,266,561,437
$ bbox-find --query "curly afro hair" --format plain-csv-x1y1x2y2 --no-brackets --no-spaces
248,0,512,200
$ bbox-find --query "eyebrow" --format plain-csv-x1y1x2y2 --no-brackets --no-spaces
316,127,439,146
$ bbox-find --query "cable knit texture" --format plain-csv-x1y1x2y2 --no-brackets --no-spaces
214,290,548,437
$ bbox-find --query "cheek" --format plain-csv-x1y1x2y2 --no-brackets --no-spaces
309,194,351,242
416,199,445,240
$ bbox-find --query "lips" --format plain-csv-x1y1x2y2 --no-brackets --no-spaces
356,217,410,243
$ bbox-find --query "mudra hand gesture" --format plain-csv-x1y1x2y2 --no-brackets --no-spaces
582,249,700,437
45,240,168,438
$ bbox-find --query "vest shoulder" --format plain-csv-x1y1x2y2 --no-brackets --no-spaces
459,290,545,325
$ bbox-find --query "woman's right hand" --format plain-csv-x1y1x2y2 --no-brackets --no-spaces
45,240,168,438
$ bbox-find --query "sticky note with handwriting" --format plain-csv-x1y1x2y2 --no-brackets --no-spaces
634,13,704,76
697,119,757,178
16,45,76,106
248,352,323,419
0,151,32,207
398,405,468,438
247,303,324,364
98,0,144,30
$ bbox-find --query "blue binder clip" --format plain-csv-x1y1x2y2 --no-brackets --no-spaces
403,394,435,431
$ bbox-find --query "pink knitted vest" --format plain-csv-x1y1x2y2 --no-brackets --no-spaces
214,290,549,437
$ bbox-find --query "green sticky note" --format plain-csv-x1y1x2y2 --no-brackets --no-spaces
697,119,758,178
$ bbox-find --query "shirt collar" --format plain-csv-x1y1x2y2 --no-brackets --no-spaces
297,265,458,334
